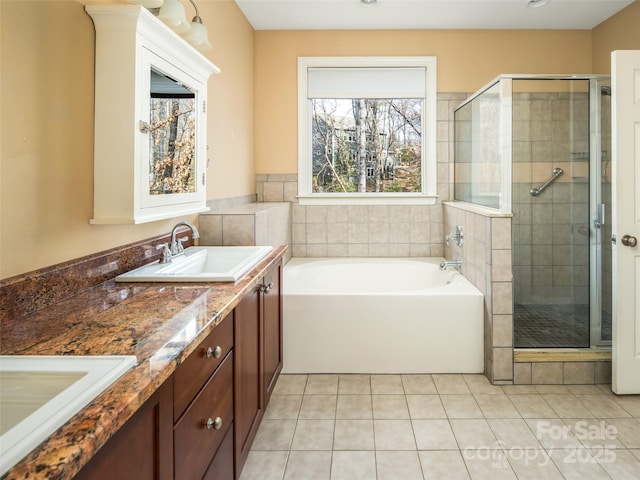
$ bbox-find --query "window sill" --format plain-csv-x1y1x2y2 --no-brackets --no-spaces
297,194,438,206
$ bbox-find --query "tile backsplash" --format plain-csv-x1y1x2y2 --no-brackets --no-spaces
199,202,292,263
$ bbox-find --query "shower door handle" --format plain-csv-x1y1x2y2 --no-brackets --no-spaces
594,203,605,229
621,235,638,247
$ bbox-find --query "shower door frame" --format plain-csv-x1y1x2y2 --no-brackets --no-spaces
589,78,612,348
505,74,611,349
455,74,612,349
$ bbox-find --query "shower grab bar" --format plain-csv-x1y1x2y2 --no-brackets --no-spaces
530,167,564,197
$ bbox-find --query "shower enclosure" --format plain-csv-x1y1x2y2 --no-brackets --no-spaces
454,75,611,349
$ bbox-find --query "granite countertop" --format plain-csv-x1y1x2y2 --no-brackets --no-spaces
1,246,287,480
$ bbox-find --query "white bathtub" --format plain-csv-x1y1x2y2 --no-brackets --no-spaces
283,257,484,374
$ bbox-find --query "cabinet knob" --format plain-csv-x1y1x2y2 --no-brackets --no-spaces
206,346,223,359
206,416,223,430
260,282,274,294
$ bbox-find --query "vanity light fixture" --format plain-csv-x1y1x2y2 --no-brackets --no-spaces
158,0,191,33
129,0,212,52
182,0,212,51
527,0,551,7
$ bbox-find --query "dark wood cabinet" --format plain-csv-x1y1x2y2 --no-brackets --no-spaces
173,312,234,480
202,423,234,480
73,259,283,480
174,352,234,480
262,261,283,406
174,313,233,420
74,377,173,480
233,286,263,478
234,261,283,478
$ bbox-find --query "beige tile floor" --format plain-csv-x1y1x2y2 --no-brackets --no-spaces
239,374,640,480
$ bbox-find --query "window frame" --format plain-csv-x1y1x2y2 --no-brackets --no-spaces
297,56,438,205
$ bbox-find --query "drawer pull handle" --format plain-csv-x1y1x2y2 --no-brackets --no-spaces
206,346,223,359
206,417,223,430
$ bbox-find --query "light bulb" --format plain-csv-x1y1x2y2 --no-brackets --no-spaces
183,18,212,51
158,0,191,33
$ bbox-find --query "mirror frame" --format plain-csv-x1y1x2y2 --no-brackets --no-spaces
86,5,220,224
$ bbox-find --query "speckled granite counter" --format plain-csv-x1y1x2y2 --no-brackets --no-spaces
0,245,287,480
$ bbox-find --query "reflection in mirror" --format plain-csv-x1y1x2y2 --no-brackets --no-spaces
149,67,197,195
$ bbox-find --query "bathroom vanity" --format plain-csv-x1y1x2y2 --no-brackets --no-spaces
0,245,285,480
75,261,282,480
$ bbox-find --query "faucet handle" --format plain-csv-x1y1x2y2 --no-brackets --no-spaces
170,236,189,256
446,225,464,247
175,236,189,253
156,243,172,264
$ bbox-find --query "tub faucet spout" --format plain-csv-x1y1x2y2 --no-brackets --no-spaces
170,221,200,256
439,258,462,271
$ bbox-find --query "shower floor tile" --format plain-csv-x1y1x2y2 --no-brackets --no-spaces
514,304,612,348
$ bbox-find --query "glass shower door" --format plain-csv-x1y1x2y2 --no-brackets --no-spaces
512,79,592,348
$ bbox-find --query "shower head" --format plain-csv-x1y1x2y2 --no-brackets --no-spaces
601,86,611,96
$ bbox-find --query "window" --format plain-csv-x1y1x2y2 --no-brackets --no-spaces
298,57,437,205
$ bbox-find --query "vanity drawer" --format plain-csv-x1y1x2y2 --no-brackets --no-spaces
174,351,233,480
202,423,234,480
174,312,233,419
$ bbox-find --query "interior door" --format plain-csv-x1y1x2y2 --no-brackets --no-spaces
612,50,640,394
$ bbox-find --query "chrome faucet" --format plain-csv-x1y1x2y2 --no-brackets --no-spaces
170,221,200,256
439,258,462,271
446,225,464,247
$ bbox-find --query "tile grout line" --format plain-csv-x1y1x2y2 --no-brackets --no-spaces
251,375,639,480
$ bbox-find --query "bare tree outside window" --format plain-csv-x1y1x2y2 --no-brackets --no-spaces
311,98,422,193
149,96,196,195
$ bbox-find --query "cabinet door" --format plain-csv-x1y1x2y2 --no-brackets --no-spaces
262,262,283,407
73,377,173,480
233,289,263,478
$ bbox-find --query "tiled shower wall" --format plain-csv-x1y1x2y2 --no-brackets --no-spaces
443,202,514,384
511,92,590,307
255,94,467,257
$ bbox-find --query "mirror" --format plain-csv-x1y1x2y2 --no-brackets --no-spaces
86,5,219,224
149,68,197,196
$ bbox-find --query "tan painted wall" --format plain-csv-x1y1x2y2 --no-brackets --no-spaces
0,0,254,279
205,0,255,201
254,29,592,174
592,0,640,74
2,0,636,279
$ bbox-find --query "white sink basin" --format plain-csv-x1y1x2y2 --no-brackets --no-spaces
115,246,273,283
0,355,137,475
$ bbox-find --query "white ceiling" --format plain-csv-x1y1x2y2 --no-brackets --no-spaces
234,0,635,30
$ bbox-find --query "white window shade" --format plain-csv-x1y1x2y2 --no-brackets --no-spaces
307,67,426,99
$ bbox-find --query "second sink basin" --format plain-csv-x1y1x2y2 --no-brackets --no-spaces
115,246,273,283
0,355,137,475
